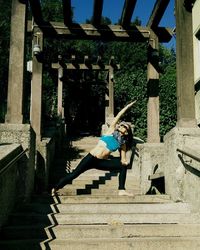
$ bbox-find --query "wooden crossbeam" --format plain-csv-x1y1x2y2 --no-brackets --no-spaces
92,0,104,26
52,61,120,71
28,0,44,24
62,0,72,25
52,62,109,70
153,26,173,43
147,0,170,28
120,0,137,27
29,21,173,43
29,21,152,42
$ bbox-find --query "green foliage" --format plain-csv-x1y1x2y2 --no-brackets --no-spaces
159,47,176,139
41,0,66,22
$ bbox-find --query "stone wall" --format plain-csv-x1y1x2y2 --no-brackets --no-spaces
35,123,65,193
35,136,56,193
132,143,165,194
0,124,35,199
0,144,27,228
164,127,200,212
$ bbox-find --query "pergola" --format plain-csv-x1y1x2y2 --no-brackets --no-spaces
5,0,196,142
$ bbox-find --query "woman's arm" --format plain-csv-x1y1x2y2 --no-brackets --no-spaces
109,100,136,131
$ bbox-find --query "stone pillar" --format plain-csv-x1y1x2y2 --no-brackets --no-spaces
5,0,27,123
147,35,160,143
57,67,64,118
105,66,114,124
175,0,196,127
30,30,43,140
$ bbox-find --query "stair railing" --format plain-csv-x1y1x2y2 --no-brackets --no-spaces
0,148,28,176
177,147,200,163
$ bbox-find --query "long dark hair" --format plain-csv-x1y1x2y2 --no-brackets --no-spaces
119,122,134,150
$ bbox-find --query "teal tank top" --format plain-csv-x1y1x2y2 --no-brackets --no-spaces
100,135,120,152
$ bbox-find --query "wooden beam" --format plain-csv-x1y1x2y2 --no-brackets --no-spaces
62,0,72,25
152,26,173,43
52,62,118,71
29,21,151,42
147,0,170,28
92,0,103,26
120,0,137,27
28,21,172,43
28,0,44,25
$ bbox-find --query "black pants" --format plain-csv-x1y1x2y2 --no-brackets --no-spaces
56,153,127,190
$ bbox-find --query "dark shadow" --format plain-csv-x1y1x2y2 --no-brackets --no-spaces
0,143,13,146
34,152,46,194
76,171,118,195
146,164,165,195
0,174,57,250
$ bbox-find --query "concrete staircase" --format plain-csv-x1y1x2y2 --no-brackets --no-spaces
1,136,200,250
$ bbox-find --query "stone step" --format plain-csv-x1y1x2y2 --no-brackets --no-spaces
71,137,99,145
9,211,200,226
41,237,200,250
3,224,200,240
54,202,191,214
65,183,139,190
56,188,140,196
17,202,191,215
53,168,121,176
58,183,139,192
34,194,172,204
51,173,137,186
53,212,200,225
53,172,137,182
1,237,200,250
65,178,139,186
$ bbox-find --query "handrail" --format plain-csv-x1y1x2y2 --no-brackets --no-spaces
0,148,28,176
177,147,200,163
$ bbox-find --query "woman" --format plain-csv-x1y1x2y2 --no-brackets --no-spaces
52,100,136,196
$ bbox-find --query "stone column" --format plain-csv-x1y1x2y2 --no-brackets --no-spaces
30,30,43,140
6,0,27,123
175,0,196,127
105,66,114,125
147,35,160,143
57,67,64,118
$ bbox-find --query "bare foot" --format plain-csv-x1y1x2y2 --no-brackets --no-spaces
118,190,134,197
51,188,58,196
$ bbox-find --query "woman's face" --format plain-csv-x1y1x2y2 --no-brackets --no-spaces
117,124,128,136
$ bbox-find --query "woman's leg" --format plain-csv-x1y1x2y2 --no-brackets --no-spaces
55,153,96,190
94,158,128,190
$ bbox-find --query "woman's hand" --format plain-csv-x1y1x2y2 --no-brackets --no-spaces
121,160,129,166
126,100,137,108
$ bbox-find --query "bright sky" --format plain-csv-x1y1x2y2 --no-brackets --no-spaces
71,0,176,48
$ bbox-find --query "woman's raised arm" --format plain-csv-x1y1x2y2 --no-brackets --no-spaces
109,100,136,130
